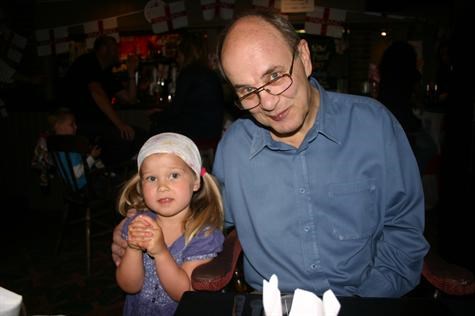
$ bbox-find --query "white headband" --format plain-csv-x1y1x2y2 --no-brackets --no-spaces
137,133,202,178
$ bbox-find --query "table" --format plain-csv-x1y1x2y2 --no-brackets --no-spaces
175,291,450,316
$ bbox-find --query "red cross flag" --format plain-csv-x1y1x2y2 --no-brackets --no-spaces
150,1,188,34
305,7,346,38
84,17,119,49
36,26,70,56
201,0,235,21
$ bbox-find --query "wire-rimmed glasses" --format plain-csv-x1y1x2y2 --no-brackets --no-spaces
234,48,297,110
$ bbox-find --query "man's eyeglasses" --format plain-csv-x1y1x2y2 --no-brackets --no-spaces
234,48,297,110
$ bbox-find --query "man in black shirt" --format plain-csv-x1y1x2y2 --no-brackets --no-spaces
62,35,141,165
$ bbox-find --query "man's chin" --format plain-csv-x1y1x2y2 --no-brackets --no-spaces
269,123,302,139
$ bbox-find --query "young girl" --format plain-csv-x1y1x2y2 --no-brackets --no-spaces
115,132,224,315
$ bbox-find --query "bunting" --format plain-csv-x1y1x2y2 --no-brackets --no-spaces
83,17,119,49
0,27,27,63
201,0,235,21
150,1,188,34
1,26,27,117
305,7,346,38
35,26,70,56
0,58,16,83
29,4,414,57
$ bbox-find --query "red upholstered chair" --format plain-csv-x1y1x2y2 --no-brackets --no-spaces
422,252,475,297
191,229,244,291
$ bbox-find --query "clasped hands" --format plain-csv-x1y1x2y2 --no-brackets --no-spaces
127,215,166,259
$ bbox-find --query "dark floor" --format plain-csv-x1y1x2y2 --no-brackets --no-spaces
1,203,125,316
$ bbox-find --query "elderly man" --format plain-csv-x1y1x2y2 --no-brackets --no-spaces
113,10,428,297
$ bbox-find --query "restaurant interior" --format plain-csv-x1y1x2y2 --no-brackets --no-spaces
0,0,473,315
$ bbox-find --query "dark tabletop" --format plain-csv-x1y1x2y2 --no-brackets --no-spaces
175,291,452,316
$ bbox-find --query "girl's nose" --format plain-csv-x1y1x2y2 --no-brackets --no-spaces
157,181,169,192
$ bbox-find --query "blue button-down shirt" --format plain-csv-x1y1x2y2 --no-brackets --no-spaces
213,78,429,297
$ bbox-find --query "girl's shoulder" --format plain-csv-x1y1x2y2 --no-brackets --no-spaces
198,226,224,239
182,227,224,260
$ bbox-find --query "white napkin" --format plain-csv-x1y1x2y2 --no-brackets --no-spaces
0,287,22,316
263,274,282,316
262,275,341,316
322,289,341,316
289,288,340,316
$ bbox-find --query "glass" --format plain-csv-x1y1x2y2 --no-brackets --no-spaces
235,48,296,110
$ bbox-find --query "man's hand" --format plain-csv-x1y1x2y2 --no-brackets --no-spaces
112,209,138,266
116,122,135,141
112,219,128,267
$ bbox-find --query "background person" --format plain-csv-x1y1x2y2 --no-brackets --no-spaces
150,32,225,145
61,35,143,166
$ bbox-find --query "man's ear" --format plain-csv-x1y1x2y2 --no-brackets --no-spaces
297,39,313,77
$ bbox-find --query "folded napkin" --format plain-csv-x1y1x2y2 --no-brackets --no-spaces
263,274,282,316
262,275,341,316
0,286,22,316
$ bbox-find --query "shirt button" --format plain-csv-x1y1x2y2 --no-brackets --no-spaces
304,226,310,232
299,188,305,193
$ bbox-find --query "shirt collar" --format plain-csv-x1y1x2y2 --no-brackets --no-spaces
249,77,341,159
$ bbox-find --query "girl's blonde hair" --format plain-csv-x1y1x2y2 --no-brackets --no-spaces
117,169,223,244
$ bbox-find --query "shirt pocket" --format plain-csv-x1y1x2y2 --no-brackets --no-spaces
326,179,377,240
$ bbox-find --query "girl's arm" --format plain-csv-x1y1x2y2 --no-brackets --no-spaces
115,245,145,293
154,247,213,301
116,217,151,293
140,216,213,301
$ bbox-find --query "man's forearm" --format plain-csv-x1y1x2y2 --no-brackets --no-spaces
355,239,426,297
89,82,124,127
126,75,137,104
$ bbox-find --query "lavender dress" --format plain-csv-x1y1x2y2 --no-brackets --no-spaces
121,210,224,316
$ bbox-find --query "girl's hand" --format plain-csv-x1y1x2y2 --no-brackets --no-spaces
138,216,167,258
127,215,153,250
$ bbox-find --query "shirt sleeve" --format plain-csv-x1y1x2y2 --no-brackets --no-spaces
182,229,224,262
355,118,429,297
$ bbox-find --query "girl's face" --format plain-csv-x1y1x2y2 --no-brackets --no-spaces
55,115,77,135
140,153,200,220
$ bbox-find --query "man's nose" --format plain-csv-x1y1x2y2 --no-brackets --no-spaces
258,89,278,111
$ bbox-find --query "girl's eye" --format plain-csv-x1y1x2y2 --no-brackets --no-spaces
145,176,157,182
169,172,180,180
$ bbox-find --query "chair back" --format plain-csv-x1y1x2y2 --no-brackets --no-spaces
47,135,91,195
191,229,243,291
